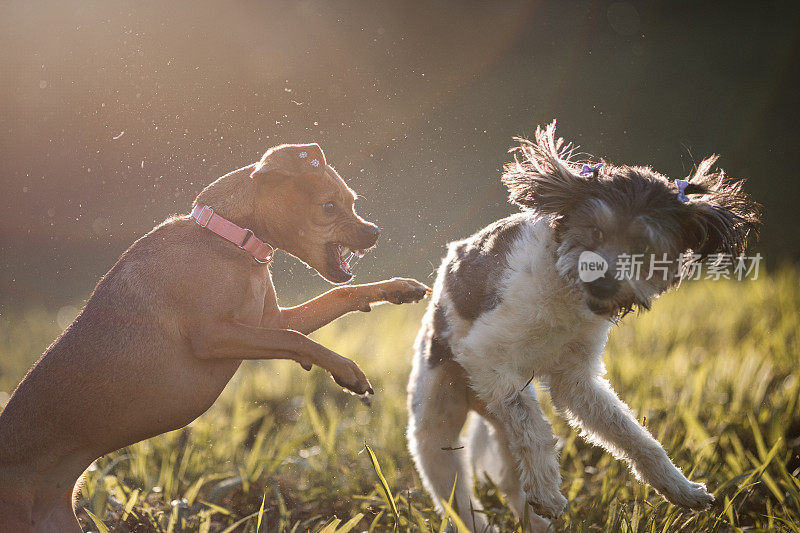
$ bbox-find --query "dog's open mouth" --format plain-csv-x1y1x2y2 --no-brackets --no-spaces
324,242,369,282
585,294,644,320
335,244,366,276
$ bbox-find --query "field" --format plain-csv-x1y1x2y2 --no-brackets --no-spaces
1,269,799,532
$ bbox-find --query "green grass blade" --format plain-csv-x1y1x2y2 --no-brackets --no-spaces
198,500,233,516
364,443,400,522
335,513,365,533
121,488,140,521
318,517,342,533
84,508,111,533
368,509,385,532
256,491,266,533
219,509,261,533
438,473,458,533
439,499,470,533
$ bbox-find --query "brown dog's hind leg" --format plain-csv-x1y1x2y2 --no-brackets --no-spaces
0,472,35,532
41,487,82,533
0,503,33,533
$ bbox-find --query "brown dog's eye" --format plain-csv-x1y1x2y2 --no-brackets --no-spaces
322,202,338,216
591,227,604,242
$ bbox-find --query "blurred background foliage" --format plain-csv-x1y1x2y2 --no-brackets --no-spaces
1,1,799,312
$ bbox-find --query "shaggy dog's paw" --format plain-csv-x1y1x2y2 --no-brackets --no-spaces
526,487,567,519
663,480,715,510
527,514,554,533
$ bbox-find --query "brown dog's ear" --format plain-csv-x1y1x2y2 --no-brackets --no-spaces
680,156,761,257
250,143,327,180
501,120,588,216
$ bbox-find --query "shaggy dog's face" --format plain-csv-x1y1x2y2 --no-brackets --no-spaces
552,171,694,316
502,123,760,318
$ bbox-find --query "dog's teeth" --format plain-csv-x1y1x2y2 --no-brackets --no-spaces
357,250,365,258
335,244,359,273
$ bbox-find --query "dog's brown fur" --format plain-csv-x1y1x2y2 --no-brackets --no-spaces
0,143,429,532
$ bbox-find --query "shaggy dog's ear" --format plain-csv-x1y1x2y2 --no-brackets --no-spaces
501,120,588,216
679,156,761,257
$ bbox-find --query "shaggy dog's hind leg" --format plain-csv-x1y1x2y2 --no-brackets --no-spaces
408,359,488,532
467,414,553,532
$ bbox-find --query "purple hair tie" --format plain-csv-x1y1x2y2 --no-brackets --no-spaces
675,179,689,203
580,163,603,177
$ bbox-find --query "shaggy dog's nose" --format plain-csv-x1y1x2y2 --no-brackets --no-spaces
585,275,619,299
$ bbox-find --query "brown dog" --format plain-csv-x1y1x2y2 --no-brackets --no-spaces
0,142,429,532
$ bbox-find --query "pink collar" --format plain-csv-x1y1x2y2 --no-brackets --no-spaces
191,205,275,263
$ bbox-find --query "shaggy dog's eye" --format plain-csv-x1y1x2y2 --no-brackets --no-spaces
591,227,604,242
322,202,338,216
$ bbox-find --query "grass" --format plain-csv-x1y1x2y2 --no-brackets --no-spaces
1,268,799,532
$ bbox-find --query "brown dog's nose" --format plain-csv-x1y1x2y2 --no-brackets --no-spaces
359,223,380,248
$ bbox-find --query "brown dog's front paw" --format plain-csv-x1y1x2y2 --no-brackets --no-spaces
376,278,431,305
329,356,374,396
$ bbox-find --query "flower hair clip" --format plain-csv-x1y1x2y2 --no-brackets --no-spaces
298,151,320,167
675,179,689,203
580,163,603,178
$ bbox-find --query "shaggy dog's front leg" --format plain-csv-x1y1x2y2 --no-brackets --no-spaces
548,372,714,510
473,377,567,519
486,390,566,518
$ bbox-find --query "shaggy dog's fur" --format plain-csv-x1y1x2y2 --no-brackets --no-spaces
407,122,760,531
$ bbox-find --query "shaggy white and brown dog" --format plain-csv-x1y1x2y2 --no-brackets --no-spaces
407,122,760,531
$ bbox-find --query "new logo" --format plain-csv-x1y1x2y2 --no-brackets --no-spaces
578,251,608,282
